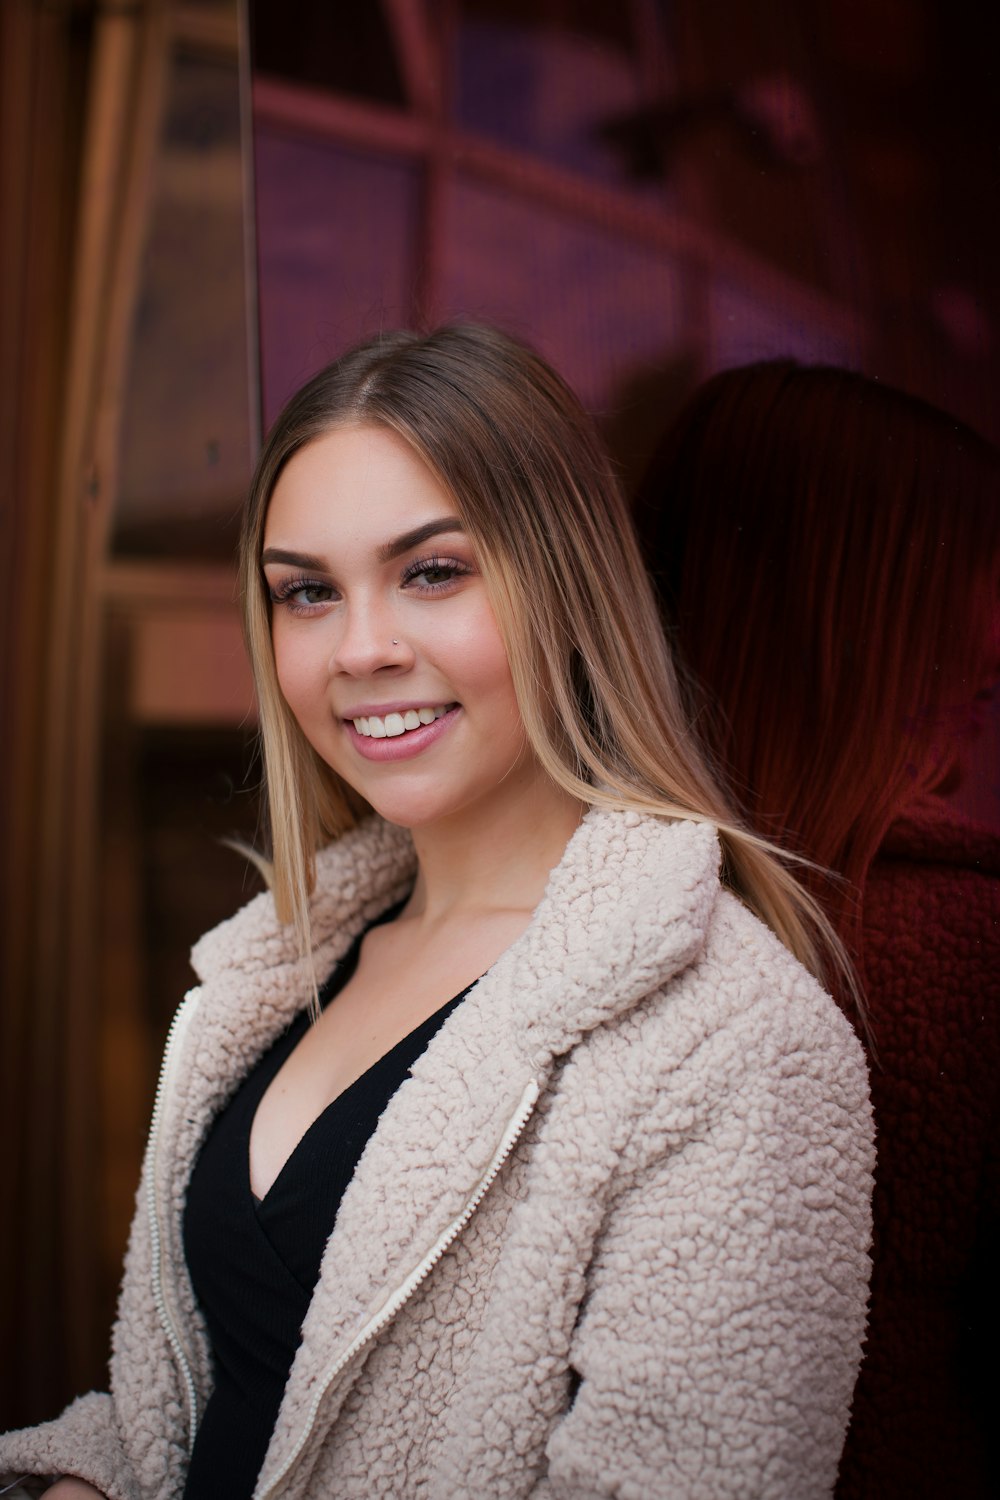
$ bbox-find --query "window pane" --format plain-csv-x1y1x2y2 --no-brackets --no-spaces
114,46,254,559
708,277,860,370
252,0,404,106
440,174,690,415
454,9,661,198
254,131,420,424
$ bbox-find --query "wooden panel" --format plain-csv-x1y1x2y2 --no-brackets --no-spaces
130,607,255,725
0,0,91,1429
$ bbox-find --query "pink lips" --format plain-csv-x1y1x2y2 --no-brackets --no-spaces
345,705,461,761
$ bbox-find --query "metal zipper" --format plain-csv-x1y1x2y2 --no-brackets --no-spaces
255,1076,542,1500
146,989,202,1454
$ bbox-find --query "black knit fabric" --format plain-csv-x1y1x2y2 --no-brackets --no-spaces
182,906,472,1498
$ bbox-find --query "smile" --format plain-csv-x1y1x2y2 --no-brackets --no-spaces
351,705,453,739
345,704,462,763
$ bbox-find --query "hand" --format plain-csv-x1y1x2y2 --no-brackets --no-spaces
42,1481,109,1499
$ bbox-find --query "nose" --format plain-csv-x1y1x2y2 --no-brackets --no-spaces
327,595,412,677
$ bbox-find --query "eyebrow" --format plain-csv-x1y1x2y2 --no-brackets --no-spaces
260,518,465,571
260,547,327,570
377,517,465,562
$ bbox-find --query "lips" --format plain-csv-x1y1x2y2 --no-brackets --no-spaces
344,704,461,762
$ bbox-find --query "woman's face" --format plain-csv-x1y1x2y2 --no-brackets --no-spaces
262,422,532,831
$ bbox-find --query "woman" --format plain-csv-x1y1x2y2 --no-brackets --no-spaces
1,327,873,1500
633,359,1000,1498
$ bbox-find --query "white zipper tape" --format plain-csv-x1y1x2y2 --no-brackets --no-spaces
146,990,202,1453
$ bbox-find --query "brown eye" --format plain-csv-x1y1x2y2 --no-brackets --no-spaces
269,578,336,611
401,555,471,592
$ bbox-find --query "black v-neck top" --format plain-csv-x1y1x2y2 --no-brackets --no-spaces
181,906,473,1499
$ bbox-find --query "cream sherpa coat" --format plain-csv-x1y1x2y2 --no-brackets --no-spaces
1,810,874,1499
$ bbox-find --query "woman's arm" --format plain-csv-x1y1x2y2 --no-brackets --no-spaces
534,992,874,1499
0,1129,186,1500
0,1394,135,1500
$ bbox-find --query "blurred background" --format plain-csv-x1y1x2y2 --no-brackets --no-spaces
2,0,997,1429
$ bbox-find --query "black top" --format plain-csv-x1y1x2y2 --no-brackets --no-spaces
182,905,473,1499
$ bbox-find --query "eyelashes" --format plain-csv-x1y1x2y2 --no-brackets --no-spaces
267,576,333,611
398,554,472,590
267,554,472,614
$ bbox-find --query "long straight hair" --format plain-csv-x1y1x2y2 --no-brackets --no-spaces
634,359,1000,967
239,326,852,1002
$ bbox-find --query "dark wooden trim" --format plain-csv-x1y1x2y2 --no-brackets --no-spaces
0,0,100,1426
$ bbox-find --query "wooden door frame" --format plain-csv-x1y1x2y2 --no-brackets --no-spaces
0,0,173,1423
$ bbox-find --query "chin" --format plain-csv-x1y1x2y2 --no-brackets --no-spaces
342,782,461,831
357,772,520,833
366,804,438,832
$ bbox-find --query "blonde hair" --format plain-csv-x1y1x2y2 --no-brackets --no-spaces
239,325,852,1005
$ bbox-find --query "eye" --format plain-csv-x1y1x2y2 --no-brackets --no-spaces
267,576,336,613
400,555,472,592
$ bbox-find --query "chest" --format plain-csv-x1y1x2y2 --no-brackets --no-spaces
248,907,530,1200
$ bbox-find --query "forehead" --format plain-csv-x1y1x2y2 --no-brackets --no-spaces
264,423,453,544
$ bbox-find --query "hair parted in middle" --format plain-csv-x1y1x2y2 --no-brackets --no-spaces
239,323,847,998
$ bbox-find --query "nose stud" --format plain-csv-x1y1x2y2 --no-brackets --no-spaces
392,639,398,646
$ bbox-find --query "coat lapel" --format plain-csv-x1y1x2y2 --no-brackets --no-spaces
154,817,417,1404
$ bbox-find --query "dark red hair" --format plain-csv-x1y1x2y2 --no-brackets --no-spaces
635,361,1000,963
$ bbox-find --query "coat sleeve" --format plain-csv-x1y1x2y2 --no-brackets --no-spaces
0,1141,192,1500
0,1393,139,1500
533,991,874,1500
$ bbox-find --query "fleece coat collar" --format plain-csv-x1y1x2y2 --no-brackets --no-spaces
162,808,721,1478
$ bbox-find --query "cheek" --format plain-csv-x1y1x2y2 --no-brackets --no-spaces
451,609,519,708
271,626,324,721
471,645,526,751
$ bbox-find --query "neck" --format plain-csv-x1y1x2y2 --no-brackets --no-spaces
404,763,585,926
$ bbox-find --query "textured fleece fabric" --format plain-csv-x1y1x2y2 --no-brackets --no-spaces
0,810,874,1499
836,804,1000,1499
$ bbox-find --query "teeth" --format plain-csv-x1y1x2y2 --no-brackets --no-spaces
352,705,452,737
